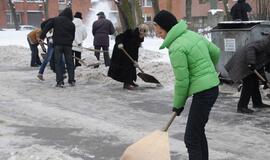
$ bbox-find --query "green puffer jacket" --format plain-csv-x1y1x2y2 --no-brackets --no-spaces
160,20,220,109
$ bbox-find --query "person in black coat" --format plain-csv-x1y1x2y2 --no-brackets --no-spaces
108,26,147,90
225,35,270,114
40,7,75,87
230,0,252,21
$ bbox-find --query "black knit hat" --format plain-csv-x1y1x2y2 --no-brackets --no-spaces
153,10,178,32
74,12,82,19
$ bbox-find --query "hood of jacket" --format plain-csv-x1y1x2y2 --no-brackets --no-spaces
59,7,73,21
160,20,187,49
238,0,245,3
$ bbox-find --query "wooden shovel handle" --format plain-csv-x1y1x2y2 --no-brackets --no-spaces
163,112,177,132
83,47,109,53
119,47,144,73
253,69,270,88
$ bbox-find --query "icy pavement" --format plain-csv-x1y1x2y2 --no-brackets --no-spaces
0,46,269,160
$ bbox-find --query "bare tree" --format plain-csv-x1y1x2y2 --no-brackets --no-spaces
222,0,231,20
256,0,270,20
151,0,160,15
135,0,144,25
185,0,192,22
166,0,172,11
43,0,49,20
8,0,19,30
115,0,136,30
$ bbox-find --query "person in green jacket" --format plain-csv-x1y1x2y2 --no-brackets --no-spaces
154,10,220,160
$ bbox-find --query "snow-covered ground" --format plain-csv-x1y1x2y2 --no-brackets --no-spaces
0,29,269,160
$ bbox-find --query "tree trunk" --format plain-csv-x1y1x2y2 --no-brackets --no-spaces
185,0,192,22
222,0,231,20
8,0,19,30
135,0,144,25
256,0,270,20
151,0,160,15
115,0,136,30
166,0,172,12
43,0,49,20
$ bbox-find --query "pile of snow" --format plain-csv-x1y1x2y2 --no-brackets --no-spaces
0,29,173,86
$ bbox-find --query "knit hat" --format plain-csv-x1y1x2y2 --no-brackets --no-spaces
153,10,178,32
74,12,82,19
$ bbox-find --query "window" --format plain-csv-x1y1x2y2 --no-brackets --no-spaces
26,0,44,2
6,12,22,25
143,14,152,22
142,0,152,7
58,0,66,4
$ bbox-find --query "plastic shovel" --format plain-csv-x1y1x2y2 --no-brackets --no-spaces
120,112,177,160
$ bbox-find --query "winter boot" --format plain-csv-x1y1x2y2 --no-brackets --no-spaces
253,103,270,108
237,108,254,114
37,74,44,81
56,81,65,88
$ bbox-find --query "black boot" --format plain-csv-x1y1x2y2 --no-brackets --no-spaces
253,103,270,108
131,81,139,87
237,108,254,114
123,83,135,90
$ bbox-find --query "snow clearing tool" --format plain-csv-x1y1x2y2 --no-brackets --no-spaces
253,69,270,88
73,56,101,68
83,47,109,53
118,44,161,85
120,112,177,160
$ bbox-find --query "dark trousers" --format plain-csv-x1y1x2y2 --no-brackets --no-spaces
54,45,75,84
184,86,219,160
94,45,110,66
238,73,262,109
73,50,81,68
27,38,41,66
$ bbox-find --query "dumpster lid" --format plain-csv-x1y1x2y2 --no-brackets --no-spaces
211,21,270,31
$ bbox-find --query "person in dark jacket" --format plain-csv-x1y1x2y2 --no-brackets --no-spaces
230,0,252,21
225,35,270,114
92,11,115,68
40,7,75,87
108,25,146,90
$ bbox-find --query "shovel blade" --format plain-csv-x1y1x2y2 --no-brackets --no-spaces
137,72,160,84
120,130,170,160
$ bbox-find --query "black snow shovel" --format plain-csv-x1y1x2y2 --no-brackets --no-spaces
252,69,270,99
118,44,161,85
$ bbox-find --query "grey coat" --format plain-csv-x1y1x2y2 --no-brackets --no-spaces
92,17,115,47
225,36,270,81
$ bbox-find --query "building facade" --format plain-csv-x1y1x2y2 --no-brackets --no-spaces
0,0,255,29
0,0,90,28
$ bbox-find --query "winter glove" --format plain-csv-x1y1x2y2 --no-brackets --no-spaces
172,107,184,116
248,64,256,71
133,61,139,68
265,63,270,73
262,80,269,89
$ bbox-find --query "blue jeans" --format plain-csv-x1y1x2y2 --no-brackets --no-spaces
27,38,41,66
38,43,54,74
